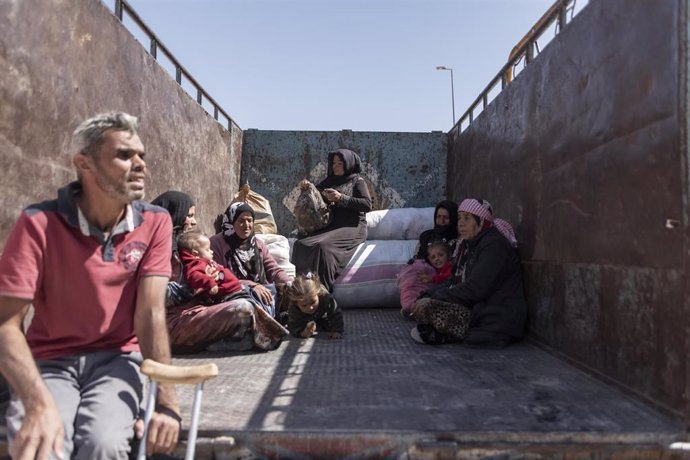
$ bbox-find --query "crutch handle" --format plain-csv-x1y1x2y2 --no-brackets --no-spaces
140,359,218,385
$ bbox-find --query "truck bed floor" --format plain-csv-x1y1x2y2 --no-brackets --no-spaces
171,308,687,459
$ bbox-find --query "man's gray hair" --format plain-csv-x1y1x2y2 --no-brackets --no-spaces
72,112,139,156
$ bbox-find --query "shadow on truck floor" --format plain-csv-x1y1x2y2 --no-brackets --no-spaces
0,309,686,459
168,308,686,459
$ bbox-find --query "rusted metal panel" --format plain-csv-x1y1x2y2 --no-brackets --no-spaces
241,130,447,234
0,0,242,247
448,0,689,421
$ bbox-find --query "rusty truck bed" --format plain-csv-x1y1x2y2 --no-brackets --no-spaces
166,308,687,459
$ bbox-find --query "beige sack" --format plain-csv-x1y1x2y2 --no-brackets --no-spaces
232,183,278,234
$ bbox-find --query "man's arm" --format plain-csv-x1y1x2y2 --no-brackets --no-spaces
133,275,180,456
0,296,64,460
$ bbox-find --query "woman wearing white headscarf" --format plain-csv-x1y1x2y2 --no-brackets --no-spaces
411,198,526,348
210,202,293,318
154,196,288,354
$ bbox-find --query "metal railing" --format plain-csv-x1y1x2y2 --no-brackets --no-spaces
454,0,587,135
113,0,237,131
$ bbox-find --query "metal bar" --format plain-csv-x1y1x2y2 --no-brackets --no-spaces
115,0,239,130
136,381,158,460
114,0,123,21
457,0,580,133
185,383,205,460
558,4,567,31
214,106,219,120
197,89,202,105
150,39,157,59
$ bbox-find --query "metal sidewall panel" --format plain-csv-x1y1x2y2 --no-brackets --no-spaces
0,0,242,244
448,0,688,419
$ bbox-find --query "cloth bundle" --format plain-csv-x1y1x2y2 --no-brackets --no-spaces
293,182,331,236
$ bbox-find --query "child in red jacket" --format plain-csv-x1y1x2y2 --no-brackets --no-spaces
177,230,242,299
418,240,453,285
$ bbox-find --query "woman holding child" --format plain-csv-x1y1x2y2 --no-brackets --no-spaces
152,191,287,354
210,201,293,318
291,149,372,290
411,199,459,262
411,198,526,348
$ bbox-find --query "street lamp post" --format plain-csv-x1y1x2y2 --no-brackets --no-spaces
436,65,455,125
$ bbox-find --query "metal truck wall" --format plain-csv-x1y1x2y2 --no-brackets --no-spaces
447,0,688,420
241,130,447,234
0,0,242,245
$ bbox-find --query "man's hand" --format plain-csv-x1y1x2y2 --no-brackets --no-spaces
10,401,64,460
252,284,273,306
134,408,180,456
0,298,65,460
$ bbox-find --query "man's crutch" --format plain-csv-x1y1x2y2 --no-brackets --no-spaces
137,359,219,460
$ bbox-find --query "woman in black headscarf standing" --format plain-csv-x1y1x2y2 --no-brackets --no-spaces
291,149,372,291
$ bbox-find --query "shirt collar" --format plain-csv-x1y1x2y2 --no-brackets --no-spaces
58,181,141,238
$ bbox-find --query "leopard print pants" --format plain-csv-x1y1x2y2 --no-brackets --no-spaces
413,297,471,343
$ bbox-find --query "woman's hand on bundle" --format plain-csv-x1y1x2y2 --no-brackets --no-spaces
299,179,311,191
252,284,274,305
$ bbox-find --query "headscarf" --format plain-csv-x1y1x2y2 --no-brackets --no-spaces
451,198,518,285
319,149,362,188
432,200,459,242
221,202,256,238
457,198,517,247
415,200,459,262
151,191,194,231
151,191,195,250
220,202,265,283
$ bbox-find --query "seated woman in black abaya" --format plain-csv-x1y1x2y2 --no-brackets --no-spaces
291,149,372,291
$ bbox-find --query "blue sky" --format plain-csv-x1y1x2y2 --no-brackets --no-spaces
122,0,561,132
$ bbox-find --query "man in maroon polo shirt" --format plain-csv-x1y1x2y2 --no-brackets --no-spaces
0,112,180,459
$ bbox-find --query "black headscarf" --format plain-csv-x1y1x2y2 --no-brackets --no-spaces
220,202,265,283
319,149,362,188
415,200,459,262
432,200,459,241
151,191,195,249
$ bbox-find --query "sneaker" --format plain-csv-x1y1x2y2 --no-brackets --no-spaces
400,309,414,320
410,326,426,344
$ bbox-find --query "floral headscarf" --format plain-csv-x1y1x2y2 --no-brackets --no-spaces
220,202,264,282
